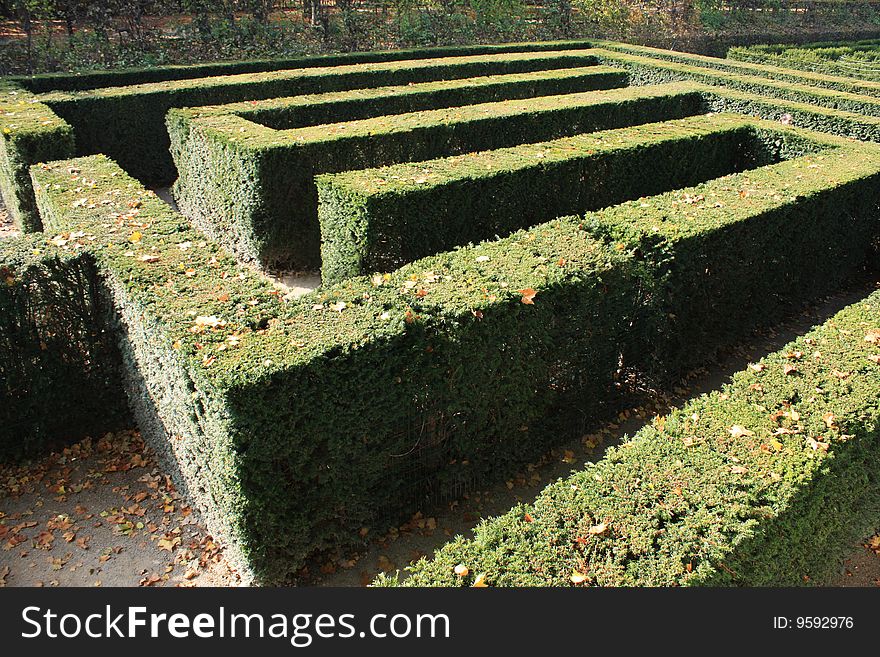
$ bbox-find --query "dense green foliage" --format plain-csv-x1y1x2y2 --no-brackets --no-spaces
169,82,705,270
39,48,602,184
27,128,880,580
0,82,74,230
729,40,880,82
0,233,129,459
383,289,880,587
315,114,821,283
11,40,597,93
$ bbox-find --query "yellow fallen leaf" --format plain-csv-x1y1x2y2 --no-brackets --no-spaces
570,570,589,584
471,573,488,587
729,425,754,438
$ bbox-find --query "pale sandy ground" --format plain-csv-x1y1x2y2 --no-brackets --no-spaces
1,192,877,588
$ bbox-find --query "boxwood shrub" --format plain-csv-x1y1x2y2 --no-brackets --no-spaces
0,83,74,231
384,289,880,587
315,114,824,283
12,40,596,93
26,137,880,582
37,49,602,185
168,82,706,270
0,233,129,460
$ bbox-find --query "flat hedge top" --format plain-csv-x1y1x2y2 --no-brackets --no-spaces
597,40,880,93
594,48,880,111
8,40,597,93
177,82,705,149
35,49,601,103
703,85,880,129
582,137,880,245
314,113,830,196
172,65,623,121
0,83,69,140
32,124,878,391
389,287,880,586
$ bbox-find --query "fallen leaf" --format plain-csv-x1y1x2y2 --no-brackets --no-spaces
729,425,754,438
471,573,488,587
518,288,537,305
587,522,608,536
570,570,589,585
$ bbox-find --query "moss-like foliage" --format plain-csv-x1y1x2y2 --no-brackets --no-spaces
384,290,880,587
169,82,706,270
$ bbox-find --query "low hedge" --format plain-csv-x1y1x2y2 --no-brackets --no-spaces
169,82,706,270
0,233,129,460
0,83,74,231
11,40,596,93
594,48,880,118
28,136,880,582
315,114,823,283
188,66,628,131
385,289,880,587
599,41,880,97
37,49,602,184
728,41,880,83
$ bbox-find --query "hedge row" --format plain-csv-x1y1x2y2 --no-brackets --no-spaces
0,232,129,460
598,41,880,97
0,83,74,231
385,289,880,587
315,113,823,283
11,40,596,93
185,66,628,131
37,49,601,184
168,82,706,271
728,42,880,82
27,133,880,581
594,48,880,118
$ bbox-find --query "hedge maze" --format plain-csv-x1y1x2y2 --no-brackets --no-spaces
1,40,879,586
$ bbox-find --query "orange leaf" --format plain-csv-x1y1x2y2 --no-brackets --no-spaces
518,288,537,305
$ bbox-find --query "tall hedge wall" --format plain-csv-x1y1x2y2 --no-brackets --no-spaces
27,136,880,581
315,114,823,283
384,289,880,587
37,49,602,184
0,83,74,231
169,83,706,271
12,40,596,93
0,233,129,460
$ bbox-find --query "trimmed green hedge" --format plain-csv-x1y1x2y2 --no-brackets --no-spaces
28,135,880,581
11,40,596,93
315,114,823,283
599,41,880,97
30,154,643,583
169,82,706,270
728,41,880,83
189,66,628,131
384,289,880,587
0,83,74,231
0,232,129,460
38,49,602,184
594,48,880,118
